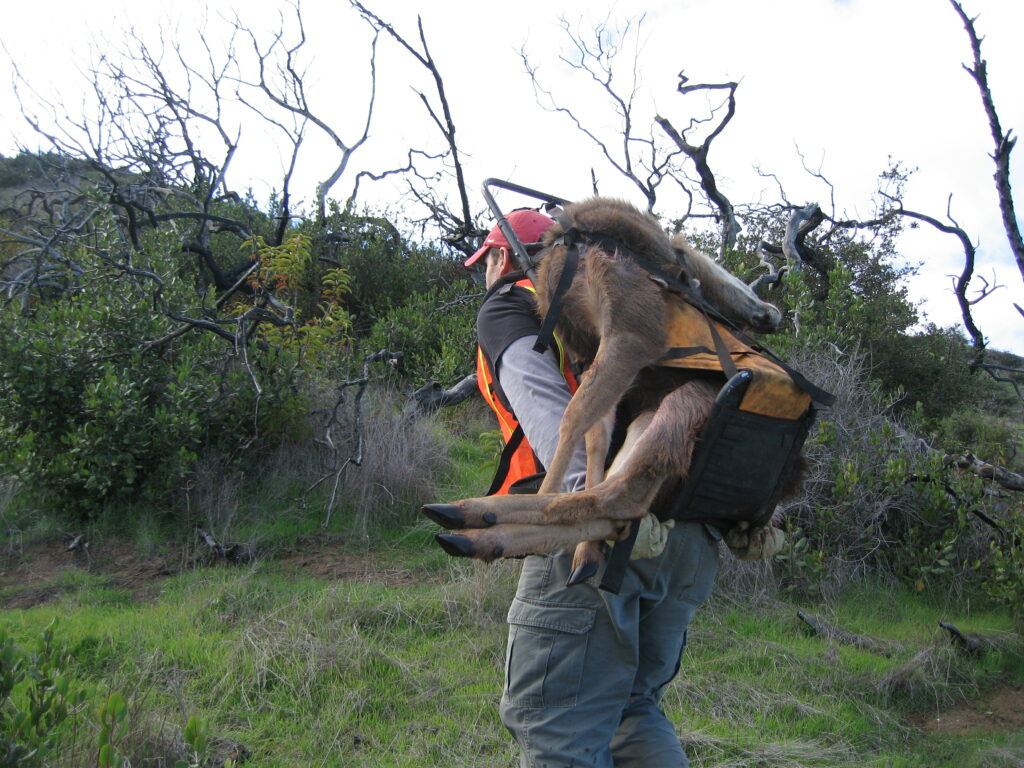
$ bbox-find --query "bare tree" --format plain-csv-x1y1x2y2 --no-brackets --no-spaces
520,14,690,215
949,0,1024,285
233,4,380,224
3,8,387,356
350,1,486,253
518,16,748,260
655,74,742,254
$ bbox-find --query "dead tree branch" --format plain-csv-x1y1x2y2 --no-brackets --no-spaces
350,2,482,251
938,621,1017,655
949,0,1024,284
412,374,478,413
237,4,379,223
796,609,903,657
883,193,988,368
656,74,740,255
944,453,1024,493
519,14,687,215
306,349,403,527
748,241,788,292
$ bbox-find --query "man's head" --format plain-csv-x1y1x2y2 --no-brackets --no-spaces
465,209,555,288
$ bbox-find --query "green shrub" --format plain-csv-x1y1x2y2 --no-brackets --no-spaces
362,287,479,385
931,408,1022,468
0,624,86,766
0,271,297,519
985,508,1024,631
321,206,466,334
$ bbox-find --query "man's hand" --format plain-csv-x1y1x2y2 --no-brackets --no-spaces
725,520,785,561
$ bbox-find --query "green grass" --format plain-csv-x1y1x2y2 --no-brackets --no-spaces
1,425,1021,766
2,545,1021,767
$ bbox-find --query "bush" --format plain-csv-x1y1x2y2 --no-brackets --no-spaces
985,507,1024,631
362,287,479,386
0,624,86,766
0,271,299,519
931,408,1022,469
777,347,995,596
320,207,466,334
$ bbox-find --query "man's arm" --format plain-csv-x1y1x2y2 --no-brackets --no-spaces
495,336,586,493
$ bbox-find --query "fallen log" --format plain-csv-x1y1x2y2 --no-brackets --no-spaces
944,453,1024,493
939,620,1018,656
196,529,255,564
412,374,478,413
796,609,902,656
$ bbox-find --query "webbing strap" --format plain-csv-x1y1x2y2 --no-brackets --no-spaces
659,346,716,361
598,520,639,594
701,307,740,381
726,327,836,408
533,210,580,354
485,425,525,497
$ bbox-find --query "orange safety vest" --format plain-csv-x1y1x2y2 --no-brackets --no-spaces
477,278,578,495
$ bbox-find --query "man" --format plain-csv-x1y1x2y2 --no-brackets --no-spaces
465,209,719,767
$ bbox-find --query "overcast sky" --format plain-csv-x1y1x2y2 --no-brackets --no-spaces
3,0,1022,354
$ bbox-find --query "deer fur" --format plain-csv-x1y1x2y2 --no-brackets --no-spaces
425,198,786,580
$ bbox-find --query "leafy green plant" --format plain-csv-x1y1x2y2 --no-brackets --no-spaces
985,508,1024,631
96,692,127,768
0,624,86,767
0,286,267,517
363,287,478,385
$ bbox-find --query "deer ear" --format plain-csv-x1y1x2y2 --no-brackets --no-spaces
647,274,669,289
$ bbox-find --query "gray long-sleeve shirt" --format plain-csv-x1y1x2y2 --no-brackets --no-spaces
495,335,587,494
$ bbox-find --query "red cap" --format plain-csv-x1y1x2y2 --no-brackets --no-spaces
464,209,556,267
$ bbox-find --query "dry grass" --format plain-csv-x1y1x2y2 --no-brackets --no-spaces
683,729,860,768
769,345,1001,598
183,386,451,547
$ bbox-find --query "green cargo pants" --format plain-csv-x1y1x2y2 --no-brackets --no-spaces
498,521,719,767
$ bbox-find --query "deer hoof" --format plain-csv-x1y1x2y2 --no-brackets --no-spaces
435,533,476,558
422,504,466,529
566,561,600,587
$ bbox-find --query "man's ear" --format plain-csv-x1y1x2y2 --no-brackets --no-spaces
500,247,514,273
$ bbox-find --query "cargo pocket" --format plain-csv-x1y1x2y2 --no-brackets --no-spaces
504,598,596,709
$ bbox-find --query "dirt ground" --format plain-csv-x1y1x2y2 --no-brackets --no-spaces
0,532,436,609
910,685,1024,735
0,536,179,607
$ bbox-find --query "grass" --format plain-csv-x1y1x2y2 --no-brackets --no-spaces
2,538,1022,767
1,414,1022,767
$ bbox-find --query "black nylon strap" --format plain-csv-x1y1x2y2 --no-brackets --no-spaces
485,425,525,496
533,221,580,354
701,307,740,381
599,520,640,594
533,244,578,354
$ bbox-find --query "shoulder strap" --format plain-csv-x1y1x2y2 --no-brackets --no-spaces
485,425,525,496
533,208,580,355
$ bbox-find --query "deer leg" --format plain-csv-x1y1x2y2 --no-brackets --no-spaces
547,380,716,524
567,412,617,584
424,381,715,548
584,411,616,487
569,411,653,585
537,333,656,496
436,519,626,562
